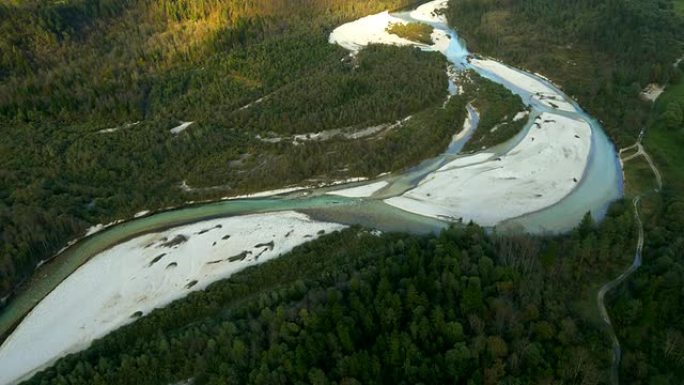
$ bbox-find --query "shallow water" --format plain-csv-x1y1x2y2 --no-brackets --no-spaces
445,103,480,155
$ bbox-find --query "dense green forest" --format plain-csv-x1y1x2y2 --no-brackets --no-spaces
23,204,636,384
0,0,432,125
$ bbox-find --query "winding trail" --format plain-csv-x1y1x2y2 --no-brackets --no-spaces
597,196,643,385
600,131,662,384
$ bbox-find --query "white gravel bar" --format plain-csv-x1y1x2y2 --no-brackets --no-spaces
385,113,592,226
0,212,346,385
470,59,577,112
327,181,390,198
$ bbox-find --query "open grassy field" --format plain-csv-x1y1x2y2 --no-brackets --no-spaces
622,156,659,197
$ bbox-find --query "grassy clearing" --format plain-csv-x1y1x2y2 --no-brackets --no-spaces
386,22,434,44
622,156,658,197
